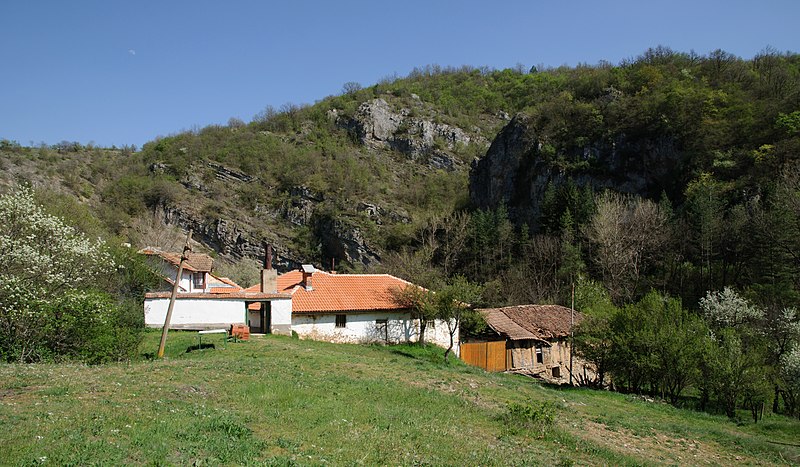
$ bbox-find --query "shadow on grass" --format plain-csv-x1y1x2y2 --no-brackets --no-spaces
385,344,465,367
389,348,418,359
186,343,216,353
540,381,577,390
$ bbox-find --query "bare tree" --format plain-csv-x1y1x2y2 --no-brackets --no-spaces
585,192,668,303
439,211,470,277
499,235,562,305
127,211,185,252
341,81,363,95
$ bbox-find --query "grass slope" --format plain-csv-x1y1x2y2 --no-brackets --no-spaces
1,332,798,465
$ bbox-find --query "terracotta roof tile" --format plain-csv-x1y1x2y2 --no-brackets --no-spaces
212,276,241,288
145,291,290,300
139,247,214,272
479,305,583,341
244,270,417,313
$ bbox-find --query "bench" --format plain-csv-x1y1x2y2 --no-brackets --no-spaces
197,329,228,349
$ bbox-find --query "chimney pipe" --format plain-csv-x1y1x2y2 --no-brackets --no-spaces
264,243,273,270
260,243,277,293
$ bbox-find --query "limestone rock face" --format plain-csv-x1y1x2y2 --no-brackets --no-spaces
157,205,300,271
154,178,383,270
469,114,684,229
315,215,380,267
335,98,477,171
284,185,323,227
357,98,402,144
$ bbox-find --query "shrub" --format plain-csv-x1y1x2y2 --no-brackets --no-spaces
0,279,143,364
499,402,556,437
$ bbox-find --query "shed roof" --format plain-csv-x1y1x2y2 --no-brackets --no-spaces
479,304,582,342
139,247,214,272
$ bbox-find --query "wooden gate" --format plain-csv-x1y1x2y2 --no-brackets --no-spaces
460,341,507,372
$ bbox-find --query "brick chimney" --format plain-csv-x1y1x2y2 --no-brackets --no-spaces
260,243,277,293
301,264,315,291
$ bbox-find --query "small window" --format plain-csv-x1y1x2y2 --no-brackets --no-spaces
551,366,561,378
535,346,543,364
426,320,436,330
193,273,206,290
335,314,347,328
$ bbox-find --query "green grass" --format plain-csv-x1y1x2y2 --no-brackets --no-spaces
1,331,798,465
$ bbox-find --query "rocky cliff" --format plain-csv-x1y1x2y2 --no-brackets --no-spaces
469,114,686,228
332,97,482,170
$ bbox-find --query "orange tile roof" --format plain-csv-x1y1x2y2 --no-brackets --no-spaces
161,276,187,292
245,269,418,313
209,287,238,294
211,275,241,288
145,291,290,300
139,247,214,272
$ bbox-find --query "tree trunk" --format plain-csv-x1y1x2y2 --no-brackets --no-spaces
443,328,455,362
773,384,780,414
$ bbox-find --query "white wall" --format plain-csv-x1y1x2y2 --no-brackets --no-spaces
292,312,458,354
145,298,247,329
152,260,205,293
271,299,292,336
143,297,457,351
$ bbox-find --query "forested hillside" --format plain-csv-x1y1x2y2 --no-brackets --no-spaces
2,45,800,418
1,46,798,303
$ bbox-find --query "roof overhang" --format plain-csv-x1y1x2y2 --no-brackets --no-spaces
145,292,291,300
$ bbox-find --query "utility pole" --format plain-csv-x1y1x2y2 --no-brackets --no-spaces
570,281,575,386
157,229,192,359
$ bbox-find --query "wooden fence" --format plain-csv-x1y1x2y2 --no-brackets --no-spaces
460,340,508,372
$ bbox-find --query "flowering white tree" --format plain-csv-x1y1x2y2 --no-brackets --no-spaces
781,348,800,417
0,186,112,295
0,186,117,362
699,287,764,331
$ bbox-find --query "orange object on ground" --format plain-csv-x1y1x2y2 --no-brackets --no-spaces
230,324,250,340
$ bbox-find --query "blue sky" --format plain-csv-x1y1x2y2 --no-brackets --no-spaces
1,0,798,148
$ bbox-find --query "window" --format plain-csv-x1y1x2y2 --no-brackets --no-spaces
551,366,561,378
425,320,436,330
193,272,206,290
535,346,544,364
335,314,347,328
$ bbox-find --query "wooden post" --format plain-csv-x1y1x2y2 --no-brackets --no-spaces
157,230,192,359
570,282,575,386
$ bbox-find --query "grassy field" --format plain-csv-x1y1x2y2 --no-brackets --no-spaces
1,331,799,466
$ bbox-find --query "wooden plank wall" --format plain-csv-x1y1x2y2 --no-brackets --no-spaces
460,341,508,372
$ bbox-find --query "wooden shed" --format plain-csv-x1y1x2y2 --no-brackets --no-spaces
461,304,587,383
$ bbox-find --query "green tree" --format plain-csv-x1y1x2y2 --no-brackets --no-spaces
433,275,484,361
704,329,770,420
604,292,706,402
391,284,437,346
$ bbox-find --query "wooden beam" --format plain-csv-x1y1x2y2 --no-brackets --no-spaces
157,229,192,358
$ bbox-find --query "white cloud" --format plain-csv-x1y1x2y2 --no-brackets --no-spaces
128,49,136,56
